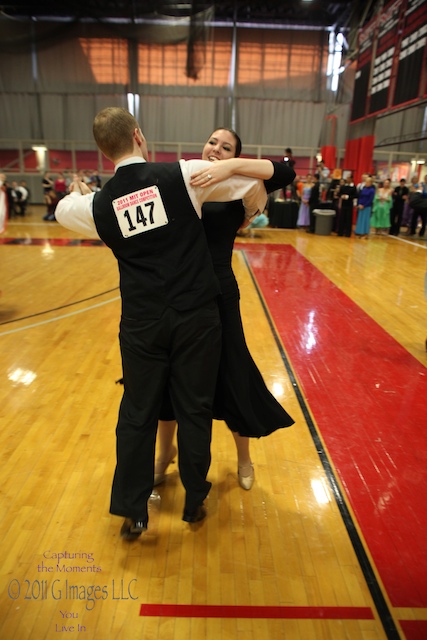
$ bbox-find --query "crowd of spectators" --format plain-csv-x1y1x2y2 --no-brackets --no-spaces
276,161,426,238
41,170,102,221
2,179,30,218
1,162,426,237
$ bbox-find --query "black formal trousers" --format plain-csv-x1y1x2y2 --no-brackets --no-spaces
337,204,353,237
308,187,320,233
410,208,427,237
389,202,404,235
110,301,221,522
308,205,316,233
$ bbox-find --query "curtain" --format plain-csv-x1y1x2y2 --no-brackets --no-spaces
321,146,337,171
0,93,40,140
237,100,327,149
344,136,375,186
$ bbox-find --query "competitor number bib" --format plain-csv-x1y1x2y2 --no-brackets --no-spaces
112,185,168,238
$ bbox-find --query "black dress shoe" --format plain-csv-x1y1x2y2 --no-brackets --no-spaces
182,504,206,523
120,518,148,540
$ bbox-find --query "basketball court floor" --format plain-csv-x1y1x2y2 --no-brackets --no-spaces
0,206,426,639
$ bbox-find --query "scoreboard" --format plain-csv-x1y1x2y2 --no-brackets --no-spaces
350,0,427,122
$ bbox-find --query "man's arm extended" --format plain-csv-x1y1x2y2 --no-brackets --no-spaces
55,178,99,237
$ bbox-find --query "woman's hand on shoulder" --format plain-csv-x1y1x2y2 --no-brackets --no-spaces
70,175,93,195
190,159,236,187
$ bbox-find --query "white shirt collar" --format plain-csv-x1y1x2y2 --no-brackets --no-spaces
115,156,147,172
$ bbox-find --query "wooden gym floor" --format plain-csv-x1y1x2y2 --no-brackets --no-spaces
0,206,426,640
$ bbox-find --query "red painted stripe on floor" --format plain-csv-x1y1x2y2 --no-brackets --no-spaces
243,244,427,609
139,604,374,619
0,237,104,246
399,620,427,640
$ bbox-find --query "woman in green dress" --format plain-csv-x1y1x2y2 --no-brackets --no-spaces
371,178,393,235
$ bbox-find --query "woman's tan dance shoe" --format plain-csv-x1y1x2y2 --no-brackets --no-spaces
238,463,255,490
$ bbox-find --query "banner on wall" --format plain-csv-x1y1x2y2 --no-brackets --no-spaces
375,161,411,181
392,0,427,107
350,15,378,122
368,0,403,115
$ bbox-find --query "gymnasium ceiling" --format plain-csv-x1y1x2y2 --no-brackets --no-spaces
0,1,377,32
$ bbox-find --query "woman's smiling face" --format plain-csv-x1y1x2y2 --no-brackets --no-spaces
202,129,238,162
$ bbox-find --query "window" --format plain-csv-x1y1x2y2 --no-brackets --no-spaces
327,32,344,92
138,33,232,87
237,30,324,86
79,38,129,84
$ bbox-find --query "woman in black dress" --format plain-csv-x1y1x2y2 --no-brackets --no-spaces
155,129,295,490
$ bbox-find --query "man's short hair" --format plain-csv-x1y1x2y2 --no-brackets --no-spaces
93,107,139,162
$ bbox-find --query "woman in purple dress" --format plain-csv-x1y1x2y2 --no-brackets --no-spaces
297,175,313,228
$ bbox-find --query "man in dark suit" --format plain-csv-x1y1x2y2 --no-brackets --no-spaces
307,173,320,233
389,178,409,235
337,177,358,237
56,107,267,539
409,188,427,237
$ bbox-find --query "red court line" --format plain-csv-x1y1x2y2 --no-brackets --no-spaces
0,237,104,246
139,604,374,620
399,620,427,640
244,244,427,609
